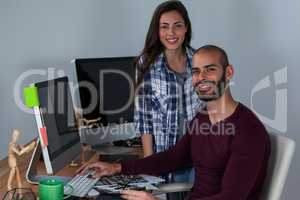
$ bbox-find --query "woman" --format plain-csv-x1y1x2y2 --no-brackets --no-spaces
135,0,201,183
79,1,202,199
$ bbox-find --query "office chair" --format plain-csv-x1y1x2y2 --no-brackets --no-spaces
157,182,193,200
260,133,296,200
157,133,296,200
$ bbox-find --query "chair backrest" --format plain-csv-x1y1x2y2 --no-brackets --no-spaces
260,133,296,200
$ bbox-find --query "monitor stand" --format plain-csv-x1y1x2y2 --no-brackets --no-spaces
26,139,72,185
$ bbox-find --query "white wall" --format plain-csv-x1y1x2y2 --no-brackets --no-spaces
0,0,299,199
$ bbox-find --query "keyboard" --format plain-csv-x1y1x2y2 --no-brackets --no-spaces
64,170,99,197
65,173,164,197
94,175,155,195
97,174,147,186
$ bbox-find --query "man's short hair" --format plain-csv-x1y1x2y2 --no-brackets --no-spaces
194,45,229,68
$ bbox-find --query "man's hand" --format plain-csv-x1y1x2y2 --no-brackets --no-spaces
76,161,121,178
120,190,159,200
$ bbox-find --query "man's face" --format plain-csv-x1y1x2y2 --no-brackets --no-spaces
192,52,228,102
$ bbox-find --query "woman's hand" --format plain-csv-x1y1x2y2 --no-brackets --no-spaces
76,161,121,178
120,190,159,200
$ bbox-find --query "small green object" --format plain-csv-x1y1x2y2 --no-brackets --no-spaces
24,86,39,108
39,179,73,200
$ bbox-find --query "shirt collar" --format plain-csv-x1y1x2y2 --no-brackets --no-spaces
153,46,194,73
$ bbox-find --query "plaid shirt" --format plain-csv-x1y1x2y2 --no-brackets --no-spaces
135,47,204,153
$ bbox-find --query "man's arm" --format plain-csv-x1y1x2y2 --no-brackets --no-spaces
121,132,192,175
77,134,191,180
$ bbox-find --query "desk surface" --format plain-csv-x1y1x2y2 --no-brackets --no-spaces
0,144,142,199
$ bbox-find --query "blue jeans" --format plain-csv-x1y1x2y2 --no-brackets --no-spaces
166,168,195,200
172,167,195,183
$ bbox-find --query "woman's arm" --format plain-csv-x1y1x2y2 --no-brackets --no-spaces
141,134,154,157
135,72,155,157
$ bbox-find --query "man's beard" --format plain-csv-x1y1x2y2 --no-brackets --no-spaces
194,73,227,102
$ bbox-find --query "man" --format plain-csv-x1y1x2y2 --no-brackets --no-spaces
78,45,271,200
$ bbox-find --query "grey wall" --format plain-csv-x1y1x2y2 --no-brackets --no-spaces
0,0,299,199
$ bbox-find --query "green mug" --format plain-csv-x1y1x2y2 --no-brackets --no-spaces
39,179,73,200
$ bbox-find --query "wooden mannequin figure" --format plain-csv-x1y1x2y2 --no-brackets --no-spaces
75,107,102,128
74,108,101,164
7,129,36,191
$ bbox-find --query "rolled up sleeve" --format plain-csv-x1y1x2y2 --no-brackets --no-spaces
134,72,153,135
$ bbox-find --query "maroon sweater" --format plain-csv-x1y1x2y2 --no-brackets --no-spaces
121,103,270,200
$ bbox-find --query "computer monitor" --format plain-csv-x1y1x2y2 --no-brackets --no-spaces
75,57,137,145
26,77,81,183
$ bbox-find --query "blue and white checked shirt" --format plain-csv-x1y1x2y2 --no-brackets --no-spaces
135,47,203,153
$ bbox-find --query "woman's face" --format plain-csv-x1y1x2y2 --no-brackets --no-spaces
159,10,187,51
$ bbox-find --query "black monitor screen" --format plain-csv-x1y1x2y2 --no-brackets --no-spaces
35,77,80,160
75,57,136,125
